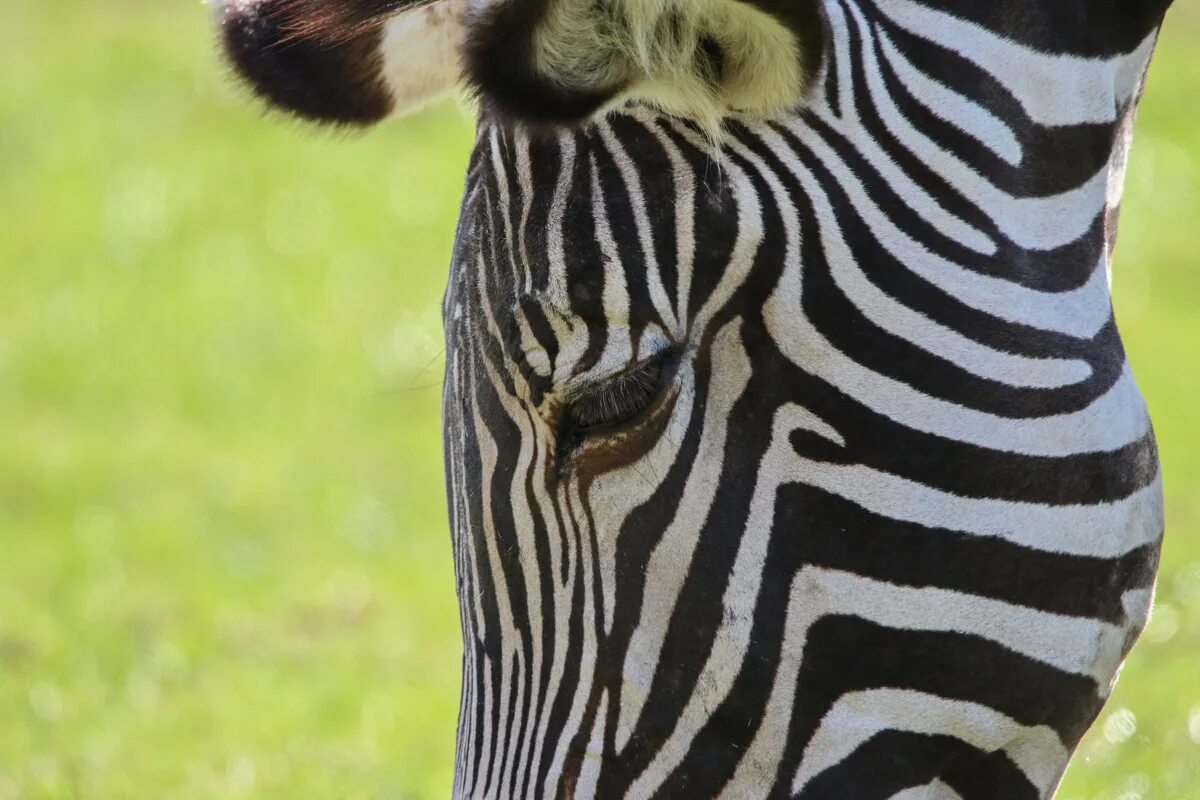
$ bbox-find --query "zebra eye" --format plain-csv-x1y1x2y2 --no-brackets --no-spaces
566,356,666,433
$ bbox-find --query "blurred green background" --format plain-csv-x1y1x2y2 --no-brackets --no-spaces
0,1,1196,798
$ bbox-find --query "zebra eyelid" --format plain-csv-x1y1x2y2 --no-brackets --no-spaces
560,348,681,436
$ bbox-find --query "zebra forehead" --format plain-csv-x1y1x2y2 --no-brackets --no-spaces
464,121,742,337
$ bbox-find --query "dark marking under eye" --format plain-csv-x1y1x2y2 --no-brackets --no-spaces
555,349,679,469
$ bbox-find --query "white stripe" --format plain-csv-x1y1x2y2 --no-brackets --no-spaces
574,691,609,799
876,27,1022,166
515,134,535,295
877,0,1158,126
851,0,1109,252
596,120,680,334
821,3,998,256
890,781,963,800
792,689,1068,794
645,119,698,331
488,129,523,292
772,120,1116,339
614,320,751,752
766,262,1152,456
729,136,1094,390
540,478,603,799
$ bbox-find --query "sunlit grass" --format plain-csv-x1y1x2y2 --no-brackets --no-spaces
0,2,1197,798
1,2,470,797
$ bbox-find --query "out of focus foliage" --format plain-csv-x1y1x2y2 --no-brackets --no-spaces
0,1,1197,797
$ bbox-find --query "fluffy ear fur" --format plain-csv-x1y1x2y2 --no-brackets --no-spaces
218,0,464,126
462,0,825,130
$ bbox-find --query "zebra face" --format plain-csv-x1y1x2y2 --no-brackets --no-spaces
218,0,1175,796
441,102,1167,795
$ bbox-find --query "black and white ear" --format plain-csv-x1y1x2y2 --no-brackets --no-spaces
462,0,826,129
217,0,464,126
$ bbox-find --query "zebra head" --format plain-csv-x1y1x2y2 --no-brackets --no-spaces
219,0,1174,796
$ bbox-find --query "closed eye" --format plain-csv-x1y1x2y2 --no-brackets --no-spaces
564,352,673,435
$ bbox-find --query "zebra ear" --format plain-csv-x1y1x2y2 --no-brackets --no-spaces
462,0,825,130
218,0,464,127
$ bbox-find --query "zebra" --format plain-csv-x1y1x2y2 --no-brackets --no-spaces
216,0,1176,796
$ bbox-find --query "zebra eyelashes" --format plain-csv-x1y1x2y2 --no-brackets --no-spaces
568,358,664,431
556,349,679,459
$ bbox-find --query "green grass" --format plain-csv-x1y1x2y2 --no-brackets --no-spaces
0,1,1197,797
